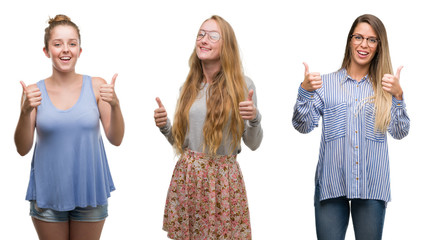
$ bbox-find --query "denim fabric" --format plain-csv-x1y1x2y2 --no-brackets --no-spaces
30,201,108,222
314,185,386,240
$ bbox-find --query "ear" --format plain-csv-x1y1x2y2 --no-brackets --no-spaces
43,47,50,58
78,47,82,57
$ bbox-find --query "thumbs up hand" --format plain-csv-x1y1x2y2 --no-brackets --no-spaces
154,97,168,128
20,81,41,114
301,62,322,92
382,66,404,100
100,73,119,107
239,89,257,121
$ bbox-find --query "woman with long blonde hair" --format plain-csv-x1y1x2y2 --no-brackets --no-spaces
154,15,263,239
292,14,409,239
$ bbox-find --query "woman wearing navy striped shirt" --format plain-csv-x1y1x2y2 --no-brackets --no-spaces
292,14,410,240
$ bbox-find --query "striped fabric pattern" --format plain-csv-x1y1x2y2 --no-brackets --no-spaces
292,68,410,203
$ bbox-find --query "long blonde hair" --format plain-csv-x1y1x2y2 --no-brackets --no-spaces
172,15,246,155
341,14,393,132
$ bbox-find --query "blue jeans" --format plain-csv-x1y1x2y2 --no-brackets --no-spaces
314,185,386,240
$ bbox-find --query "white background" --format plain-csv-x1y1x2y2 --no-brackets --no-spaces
1,0,423,239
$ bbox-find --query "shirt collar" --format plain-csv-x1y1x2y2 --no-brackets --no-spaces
340,68,370,84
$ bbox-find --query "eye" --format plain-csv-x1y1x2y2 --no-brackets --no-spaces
354,35,363,40
369,38,378,44
209,32,220,41
197,31,206,38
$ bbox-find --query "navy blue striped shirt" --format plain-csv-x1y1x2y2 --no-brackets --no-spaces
292,68,410,202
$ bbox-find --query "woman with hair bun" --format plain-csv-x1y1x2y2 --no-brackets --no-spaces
14,14,124,240
292,14,410,239
154,15,263,239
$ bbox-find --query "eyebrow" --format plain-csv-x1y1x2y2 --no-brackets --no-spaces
199,29,220,32
51,38,79,41
353,33,377,38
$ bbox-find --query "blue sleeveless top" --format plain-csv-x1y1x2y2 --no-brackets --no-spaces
25,75,115,211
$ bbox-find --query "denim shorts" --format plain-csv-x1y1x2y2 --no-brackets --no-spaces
30,201,108,222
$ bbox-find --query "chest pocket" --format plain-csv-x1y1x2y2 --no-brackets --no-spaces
323,102,347,142
364,103,386,142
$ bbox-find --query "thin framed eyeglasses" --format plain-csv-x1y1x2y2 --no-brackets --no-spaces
197,30,221,43
351,34,379,47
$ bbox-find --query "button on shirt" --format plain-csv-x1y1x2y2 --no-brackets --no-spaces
292,69,410,203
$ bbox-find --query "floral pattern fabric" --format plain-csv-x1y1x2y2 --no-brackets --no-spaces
163,149,251,240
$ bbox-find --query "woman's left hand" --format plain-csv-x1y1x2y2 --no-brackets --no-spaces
382,66,403,100
239,90,257,121
100,73,119,107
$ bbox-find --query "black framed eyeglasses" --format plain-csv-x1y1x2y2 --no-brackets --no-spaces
197,30,221,43
351,34,379,47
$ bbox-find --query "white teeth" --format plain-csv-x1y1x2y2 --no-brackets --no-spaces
61,57,71,60
358,51,368,55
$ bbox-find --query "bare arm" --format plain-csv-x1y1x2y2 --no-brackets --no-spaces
14,82,40,156
95,75,125,146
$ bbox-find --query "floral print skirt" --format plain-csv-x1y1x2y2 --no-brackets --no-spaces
163,149,251,240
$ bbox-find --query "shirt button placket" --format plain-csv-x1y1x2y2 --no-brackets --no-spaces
353,82,361,196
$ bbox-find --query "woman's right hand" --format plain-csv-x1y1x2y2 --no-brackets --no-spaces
301,62,322,92
15,81,40,156
20,81,41,114
154,97,168,128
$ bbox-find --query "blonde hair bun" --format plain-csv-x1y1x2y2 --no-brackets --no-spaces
48,14,71,25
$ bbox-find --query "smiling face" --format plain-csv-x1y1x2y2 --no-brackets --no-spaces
349,22,378,69
43,25,82,73
196,19,222,63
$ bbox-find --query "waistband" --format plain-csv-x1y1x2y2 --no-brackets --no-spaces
182,148,237,161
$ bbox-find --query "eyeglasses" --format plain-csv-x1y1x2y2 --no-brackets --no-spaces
197,30,221,43
351,34,379,47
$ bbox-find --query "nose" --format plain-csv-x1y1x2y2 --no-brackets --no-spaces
62,44,70,52
200,33,210,44
360,38,368,48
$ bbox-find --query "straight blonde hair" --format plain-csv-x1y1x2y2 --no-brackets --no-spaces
341,14,393,132
172,15,246,155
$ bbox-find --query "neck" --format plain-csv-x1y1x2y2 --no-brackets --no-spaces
50,68,80,86
201,60,221,84
348,63,370,82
